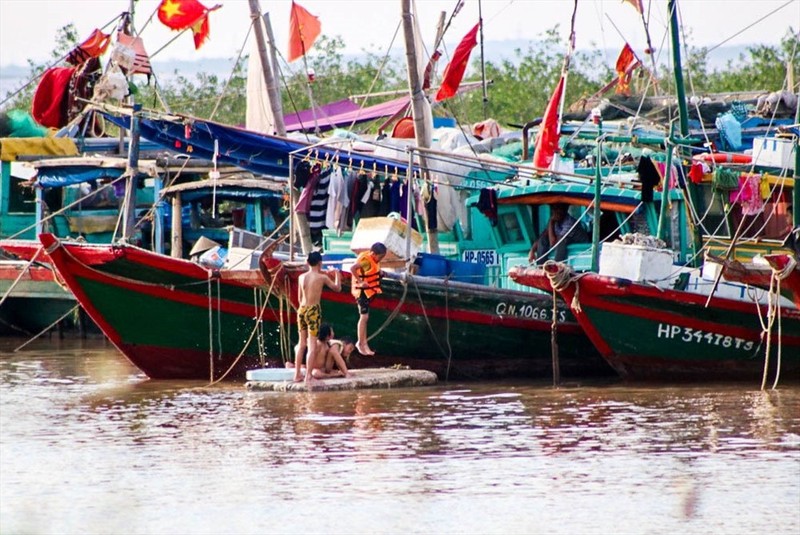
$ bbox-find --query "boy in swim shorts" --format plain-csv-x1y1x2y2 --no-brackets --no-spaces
295,251,341,383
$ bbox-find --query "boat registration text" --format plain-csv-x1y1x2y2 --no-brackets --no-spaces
496,302,567,322
657,323,755,350
462,249,501,266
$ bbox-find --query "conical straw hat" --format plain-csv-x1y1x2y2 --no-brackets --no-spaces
189,236,222,256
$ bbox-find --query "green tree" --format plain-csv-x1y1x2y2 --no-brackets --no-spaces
1,24,79,112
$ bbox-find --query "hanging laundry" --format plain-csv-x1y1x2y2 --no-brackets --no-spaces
360,176,382,218
759,176,771,200
712,166,740,193
349,172,369,227
689,161,710,184
325,165,345,230
636,155,660,203
731,174,764,216
293,159,313,189
31,67,75,128
423,182,438,231
295,163,321,215
376,179,390,216
308,167,331,240
476,188,498,226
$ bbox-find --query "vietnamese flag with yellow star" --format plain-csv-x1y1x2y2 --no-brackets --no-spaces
157,0,215,49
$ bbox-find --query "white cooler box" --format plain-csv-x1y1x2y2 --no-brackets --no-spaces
350,216,422,261
599,241,675,283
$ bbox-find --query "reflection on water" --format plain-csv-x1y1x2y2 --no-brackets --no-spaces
1,338,799,534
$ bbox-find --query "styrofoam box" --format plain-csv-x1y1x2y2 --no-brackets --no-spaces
225,247,261,270
246,368,301,381
599,242,674,283
350,216,422,260
752,137,796,171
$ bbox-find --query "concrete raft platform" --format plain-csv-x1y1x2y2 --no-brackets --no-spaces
245,368,438,392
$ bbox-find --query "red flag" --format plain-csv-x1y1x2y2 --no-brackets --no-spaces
622,0,643,13
614,43,637,95
288,1,321,62
157,0,213,49
435,23,479,102
66,29,111,65
532,76,565,169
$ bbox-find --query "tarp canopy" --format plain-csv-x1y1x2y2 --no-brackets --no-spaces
31,157,160,188
103,113,412,178
283,96,409,133
36,165,126,188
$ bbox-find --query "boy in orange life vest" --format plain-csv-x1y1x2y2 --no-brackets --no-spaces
350,242,387,356
295,251,341,383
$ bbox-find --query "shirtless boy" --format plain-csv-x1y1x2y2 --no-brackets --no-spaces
311,330,356,379
310,324,356,379
295,251,341,383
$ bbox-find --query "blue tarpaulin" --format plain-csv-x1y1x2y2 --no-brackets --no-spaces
103,113,412,178
37,165,125,188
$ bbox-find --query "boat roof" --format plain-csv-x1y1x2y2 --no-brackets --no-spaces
494,179,680,213
160,178,285,201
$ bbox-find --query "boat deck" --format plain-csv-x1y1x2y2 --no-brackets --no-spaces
245,368,438,392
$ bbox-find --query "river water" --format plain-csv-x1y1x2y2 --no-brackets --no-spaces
1,336,798,535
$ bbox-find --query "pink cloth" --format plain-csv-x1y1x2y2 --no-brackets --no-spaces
730,174,764,215
295,165,321,215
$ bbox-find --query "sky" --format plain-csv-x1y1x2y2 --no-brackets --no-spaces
0,0,797,70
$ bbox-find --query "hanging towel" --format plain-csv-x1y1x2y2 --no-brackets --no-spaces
636,155,660,203
731,174,764,216
476,188,498,226
712,166,740,192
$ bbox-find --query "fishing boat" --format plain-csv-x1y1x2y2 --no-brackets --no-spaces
510,247,799,383
0,147,242,336
4,232,287,380
507,0,800,384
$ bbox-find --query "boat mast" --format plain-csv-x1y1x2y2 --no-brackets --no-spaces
248,0,286,136
121,0,139,242
478,0,487,119
668,0,688,138
401,0,438,254
667,0,702,264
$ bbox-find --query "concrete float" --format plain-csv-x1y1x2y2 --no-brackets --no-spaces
245,367,438,392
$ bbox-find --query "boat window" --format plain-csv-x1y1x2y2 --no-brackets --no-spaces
497,211,524,244
7,177,37,213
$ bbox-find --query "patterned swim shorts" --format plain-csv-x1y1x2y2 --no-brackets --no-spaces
297,304,321,336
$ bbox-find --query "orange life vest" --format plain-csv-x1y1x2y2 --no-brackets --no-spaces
351,251,382,298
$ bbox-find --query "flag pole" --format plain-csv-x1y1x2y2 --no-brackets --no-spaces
638,2,660,94
555,0,579,141
478,0,487,119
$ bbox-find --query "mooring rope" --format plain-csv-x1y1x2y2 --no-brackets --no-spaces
542,260,586,313
207,275,215,382
409,276,451,360
0,245,45,308
207,258,283,385
758,256,795,390
13,304,81,352
365,274,410,342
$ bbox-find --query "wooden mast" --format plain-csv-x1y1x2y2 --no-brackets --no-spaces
248,0,286,136
401,0,438,254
